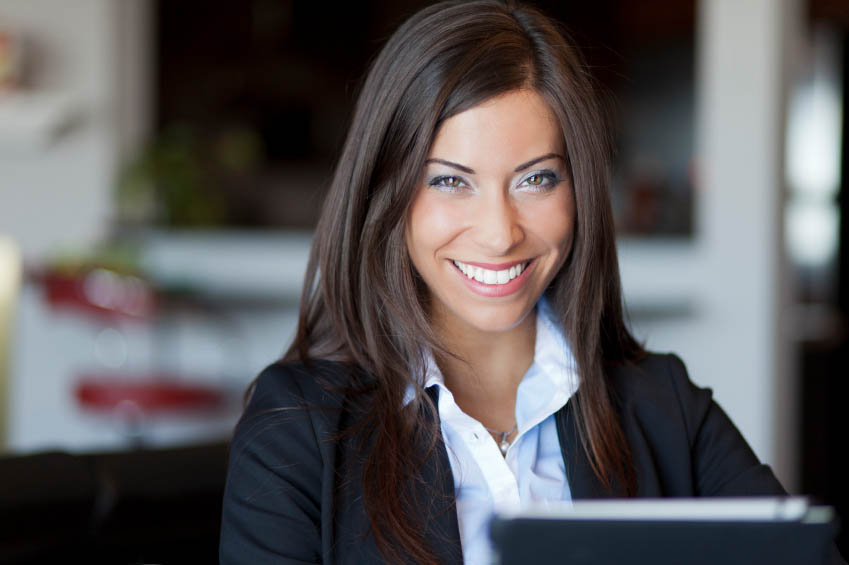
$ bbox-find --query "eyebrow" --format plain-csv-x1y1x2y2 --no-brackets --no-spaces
425,153,564,174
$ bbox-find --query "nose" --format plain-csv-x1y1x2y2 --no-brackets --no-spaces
470,189,524,254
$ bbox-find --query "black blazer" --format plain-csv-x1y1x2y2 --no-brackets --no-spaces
219,354,836,564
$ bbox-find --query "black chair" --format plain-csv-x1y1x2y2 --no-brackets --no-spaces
0,441,229,564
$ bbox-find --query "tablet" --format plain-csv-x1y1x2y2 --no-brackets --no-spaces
490,498,837,565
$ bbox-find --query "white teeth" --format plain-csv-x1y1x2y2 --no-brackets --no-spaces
452,260,529,286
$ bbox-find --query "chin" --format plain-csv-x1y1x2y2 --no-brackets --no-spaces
443,299,536,335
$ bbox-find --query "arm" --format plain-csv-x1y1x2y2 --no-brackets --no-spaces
220,364,324,564
663,354,786,497
665,355,848,564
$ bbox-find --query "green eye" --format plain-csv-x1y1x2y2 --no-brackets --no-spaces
429,175,467,190
519,170,560,191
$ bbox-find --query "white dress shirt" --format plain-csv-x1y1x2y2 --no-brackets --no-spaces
408,298,579,564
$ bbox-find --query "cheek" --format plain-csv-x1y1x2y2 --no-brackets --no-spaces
406,192,466,262
525,190,575,254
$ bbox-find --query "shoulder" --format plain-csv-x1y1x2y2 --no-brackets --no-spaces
606,352,713,444
604,352,785,497
245,359,352,415
608,352,704,400
221,359,356,563
229,359,364,476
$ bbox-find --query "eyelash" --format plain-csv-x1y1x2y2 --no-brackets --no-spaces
427,170,562,193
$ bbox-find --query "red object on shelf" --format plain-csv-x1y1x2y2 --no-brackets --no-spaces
41,268,156,321
74,375,224,414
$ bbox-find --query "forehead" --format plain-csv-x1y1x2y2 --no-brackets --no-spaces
428,90,564,168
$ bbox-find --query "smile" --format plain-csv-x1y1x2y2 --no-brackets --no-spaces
452,260,530,285
449,258,534,298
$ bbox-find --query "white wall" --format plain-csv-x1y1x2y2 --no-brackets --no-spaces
621,0,802,490
0,0,152,259
0,0,157,450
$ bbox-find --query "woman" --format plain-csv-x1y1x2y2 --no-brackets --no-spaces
219,1,799,564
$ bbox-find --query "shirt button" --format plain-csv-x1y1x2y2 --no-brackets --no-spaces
472,432,479,440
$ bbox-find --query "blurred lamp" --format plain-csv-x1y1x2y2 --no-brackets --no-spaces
0,235,22,448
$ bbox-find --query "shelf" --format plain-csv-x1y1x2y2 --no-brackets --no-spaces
0,91,79,152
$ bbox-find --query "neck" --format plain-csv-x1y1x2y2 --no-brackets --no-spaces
433,307,536,430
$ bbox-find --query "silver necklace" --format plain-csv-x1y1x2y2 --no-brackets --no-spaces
484,422,518,455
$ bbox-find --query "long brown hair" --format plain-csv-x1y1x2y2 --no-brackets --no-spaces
283,0,643,561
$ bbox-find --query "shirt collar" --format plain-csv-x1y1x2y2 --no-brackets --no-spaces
516,296,578,430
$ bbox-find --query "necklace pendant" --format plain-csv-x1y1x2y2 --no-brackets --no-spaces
499,439,510,455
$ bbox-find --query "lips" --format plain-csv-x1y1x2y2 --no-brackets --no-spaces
450,258,535,298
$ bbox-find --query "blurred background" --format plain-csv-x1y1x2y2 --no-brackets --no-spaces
0,0,847,561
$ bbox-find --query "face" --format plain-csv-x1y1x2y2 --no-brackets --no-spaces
406,89,575,337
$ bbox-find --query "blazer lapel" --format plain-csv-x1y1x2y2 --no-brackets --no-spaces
555,398,618,499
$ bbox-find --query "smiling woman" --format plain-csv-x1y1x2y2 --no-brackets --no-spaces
408,90,574,331
219,1,797,564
